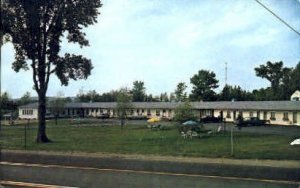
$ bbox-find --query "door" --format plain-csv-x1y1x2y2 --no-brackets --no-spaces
257,111,261,119
293,112,298,124
220,111,223,120
263,111,267,120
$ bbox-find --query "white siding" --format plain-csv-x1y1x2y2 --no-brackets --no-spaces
19,108,38,119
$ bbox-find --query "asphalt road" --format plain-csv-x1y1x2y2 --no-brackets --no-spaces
1,162,299,188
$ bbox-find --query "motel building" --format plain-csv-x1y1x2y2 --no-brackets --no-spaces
19,100,300,126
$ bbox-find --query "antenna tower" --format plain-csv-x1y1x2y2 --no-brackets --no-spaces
225,62,228,86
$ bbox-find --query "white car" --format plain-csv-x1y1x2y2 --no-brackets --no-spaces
290,139,300,146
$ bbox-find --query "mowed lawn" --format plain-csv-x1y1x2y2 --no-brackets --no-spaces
1,119,299,160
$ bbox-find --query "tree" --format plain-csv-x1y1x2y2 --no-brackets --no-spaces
18,91,32,106
0,92,17,122
290,62,300,93
160,92,169,102
99,91,117,102
173,101,195,123
169,92,176,102
115,88,133,128
131,81,146,102
1,2,13,46
174,82,187,102
49,91,66,125
252,88,273,101
2,0,102,142
190,70,219,101
145,94,160,102
255,61,291,93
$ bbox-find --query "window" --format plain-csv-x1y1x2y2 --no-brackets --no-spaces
226,111,231,118
142,109,144,113
91,109,94,113
130,109,134,115
283,112,289,121
100,109,103,113
147,109,151,116
270,112,276,120
23,109,33,115
96,109,98,113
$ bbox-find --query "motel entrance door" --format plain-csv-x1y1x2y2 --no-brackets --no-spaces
293,112,298,124
233,111,237,120
219,111,224,120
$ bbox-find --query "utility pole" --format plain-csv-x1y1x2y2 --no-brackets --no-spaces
223,62,228,131
0,39,2,132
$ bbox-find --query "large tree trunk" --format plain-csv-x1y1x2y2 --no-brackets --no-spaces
36,92,51,143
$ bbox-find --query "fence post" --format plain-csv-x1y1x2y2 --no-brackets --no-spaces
231,126,234,155
24,119,28,149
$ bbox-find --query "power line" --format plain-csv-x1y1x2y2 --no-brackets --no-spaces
254,0,300,36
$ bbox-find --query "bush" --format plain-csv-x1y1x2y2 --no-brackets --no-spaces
173,101,196,123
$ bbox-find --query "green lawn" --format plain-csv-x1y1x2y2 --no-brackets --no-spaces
1,119,299,160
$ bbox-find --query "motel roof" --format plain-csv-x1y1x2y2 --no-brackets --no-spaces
20,101,300,111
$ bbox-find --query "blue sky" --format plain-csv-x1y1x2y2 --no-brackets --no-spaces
2,0,300,98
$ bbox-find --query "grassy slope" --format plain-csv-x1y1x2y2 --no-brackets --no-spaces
1,119,299,160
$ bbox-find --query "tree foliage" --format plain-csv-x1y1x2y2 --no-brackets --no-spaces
190,70,219,101
18,91,33,106
49,91,66,125
290,62,300,93
0,92,17,119
174,82,187,102
116,88,133,128
254,61,291,91
219,85,253,101
173,101,196,123
160,92,169,102
2,0,102,142
254,61,296,100
131,81,146,102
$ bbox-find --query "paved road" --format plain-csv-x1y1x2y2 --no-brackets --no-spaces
1,162,299,188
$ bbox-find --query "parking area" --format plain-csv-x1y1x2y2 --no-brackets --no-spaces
202,122,300,137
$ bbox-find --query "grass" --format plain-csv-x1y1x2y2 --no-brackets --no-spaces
1,119,299,160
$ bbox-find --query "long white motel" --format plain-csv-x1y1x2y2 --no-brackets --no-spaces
19,101,300,126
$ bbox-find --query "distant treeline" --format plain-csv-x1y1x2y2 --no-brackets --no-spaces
74,61,300,102
1,61,299,116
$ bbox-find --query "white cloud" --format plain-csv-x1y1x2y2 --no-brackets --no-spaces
231,27,279,47
2,0,300,98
